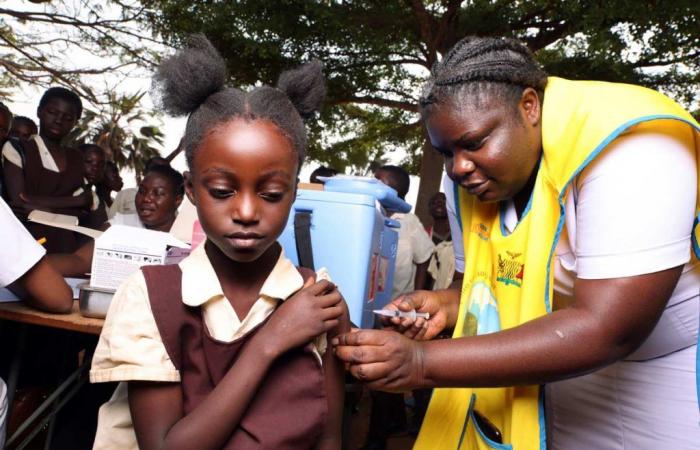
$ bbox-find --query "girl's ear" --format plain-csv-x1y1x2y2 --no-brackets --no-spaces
183,171,196,206
276,60,326,120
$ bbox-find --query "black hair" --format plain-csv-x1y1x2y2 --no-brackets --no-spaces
152,34,325,169
11,116,37,132
104,160,119,173
429,191,446,203
420,36,548,117
144,165,185,197
79,143,105,158
0,102,12,122
144,156,170,171
377,165,410,199
309,166,339,184
38,87,83,119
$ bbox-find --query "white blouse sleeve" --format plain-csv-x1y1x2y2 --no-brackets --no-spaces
90,270,180,383
571,121,696,279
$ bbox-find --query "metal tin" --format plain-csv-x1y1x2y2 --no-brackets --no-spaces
78,283,115,318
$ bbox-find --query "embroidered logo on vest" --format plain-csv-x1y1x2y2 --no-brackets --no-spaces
496,251,524,287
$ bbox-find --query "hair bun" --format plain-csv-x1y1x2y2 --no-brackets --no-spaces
276,59,326,120
152,34,227,116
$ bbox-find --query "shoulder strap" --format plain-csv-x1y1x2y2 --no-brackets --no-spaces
294,211,315,270
141,264,188,371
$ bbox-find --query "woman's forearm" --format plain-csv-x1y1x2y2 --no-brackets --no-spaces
421,306,617,388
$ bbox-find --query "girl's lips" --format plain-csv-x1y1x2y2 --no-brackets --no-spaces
227,236,262,250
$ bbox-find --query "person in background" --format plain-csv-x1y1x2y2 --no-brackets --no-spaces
79,144,108,230
309,165,339,184
48,165,184,277
108,155,170,218
361,164,435,450
1,87,90,253
9,116,38,141
96,161,123,211
425,192,455,290
0,102,11,144
0,194,74,447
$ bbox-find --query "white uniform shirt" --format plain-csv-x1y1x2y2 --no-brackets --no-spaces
0,197,45,287
390,212,435,299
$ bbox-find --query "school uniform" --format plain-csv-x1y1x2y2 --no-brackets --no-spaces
90,242,329,449
2,135,86,253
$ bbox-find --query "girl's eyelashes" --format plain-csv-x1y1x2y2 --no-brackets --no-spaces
259,191,284,202
208,187,235,199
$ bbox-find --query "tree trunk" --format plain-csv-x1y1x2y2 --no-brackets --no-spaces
414,137,444,226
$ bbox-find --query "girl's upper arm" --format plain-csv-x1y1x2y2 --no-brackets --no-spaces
128,381,184,450
315,302,350,450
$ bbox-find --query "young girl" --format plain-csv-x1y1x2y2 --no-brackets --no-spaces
90,35,347,450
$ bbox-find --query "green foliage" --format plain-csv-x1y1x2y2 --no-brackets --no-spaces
142,0,699,179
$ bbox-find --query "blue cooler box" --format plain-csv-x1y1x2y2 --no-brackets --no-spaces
278,177,410,328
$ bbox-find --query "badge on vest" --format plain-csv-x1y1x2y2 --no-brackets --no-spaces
496,251,524,287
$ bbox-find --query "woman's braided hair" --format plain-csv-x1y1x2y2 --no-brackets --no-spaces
420,36,548,117
152,34,325,169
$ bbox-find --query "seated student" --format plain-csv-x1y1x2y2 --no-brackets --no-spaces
1,87,91,253
48,165,184,277
108,155,170,218
78,144,108,230
9,116,38,141
96,160,123,211
0,195,74,447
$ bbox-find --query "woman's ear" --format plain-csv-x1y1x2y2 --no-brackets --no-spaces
519,87,541,127
183,171,196,206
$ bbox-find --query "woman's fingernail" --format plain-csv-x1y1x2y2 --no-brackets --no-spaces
331,337,339,346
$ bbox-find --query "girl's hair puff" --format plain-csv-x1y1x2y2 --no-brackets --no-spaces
152,34,325,169
420,36,547,117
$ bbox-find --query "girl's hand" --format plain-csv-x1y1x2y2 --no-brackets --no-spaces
381,290,450,340
332,329,425,392
258,277,344,358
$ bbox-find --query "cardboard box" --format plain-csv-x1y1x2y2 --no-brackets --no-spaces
90,225,190,291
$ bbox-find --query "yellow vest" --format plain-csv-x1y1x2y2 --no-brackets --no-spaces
414,77,700,450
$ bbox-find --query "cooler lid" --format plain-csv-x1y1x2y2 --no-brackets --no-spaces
320,175,411,213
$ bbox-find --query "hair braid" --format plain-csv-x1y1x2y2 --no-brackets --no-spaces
421,36,547,115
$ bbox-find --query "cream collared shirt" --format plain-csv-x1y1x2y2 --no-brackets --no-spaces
90,243,329,450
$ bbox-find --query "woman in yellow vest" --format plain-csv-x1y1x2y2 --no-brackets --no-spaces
333,36,700,450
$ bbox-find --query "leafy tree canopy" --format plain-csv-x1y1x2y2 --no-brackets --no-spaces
142,0,699,220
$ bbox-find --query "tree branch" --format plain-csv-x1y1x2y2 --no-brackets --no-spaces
334,96,419,112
